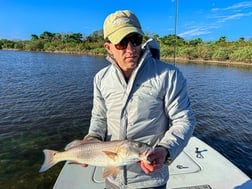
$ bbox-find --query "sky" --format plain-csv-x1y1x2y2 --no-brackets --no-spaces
1,0,252,41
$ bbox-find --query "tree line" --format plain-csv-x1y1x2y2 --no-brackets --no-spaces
0,30,252,64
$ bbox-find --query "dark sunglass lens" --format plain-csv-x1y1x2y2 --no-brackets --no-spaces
120,39,128,49
130,35,142,47
115,39,128,50
115,34,142,50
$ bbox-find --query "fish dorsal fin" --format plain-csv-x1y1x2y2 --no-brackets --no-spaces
102,166,120,178
64,139,101,150
102,151,118,161
64,140,84,150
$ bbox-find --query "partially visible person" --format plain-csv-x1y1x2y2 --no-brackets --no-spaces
84,10,196,189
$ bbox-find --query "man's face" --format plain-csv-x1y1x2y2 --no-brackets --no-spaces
104,33,142,74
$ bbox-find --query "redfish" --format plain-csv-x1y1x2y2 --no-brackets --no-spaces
39,140,152,178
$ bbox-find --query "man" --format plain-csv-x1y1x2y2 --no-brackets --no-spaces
84,10,195,189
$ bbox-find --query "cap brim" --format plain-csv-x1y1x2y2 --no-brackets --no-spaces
108,27,144,44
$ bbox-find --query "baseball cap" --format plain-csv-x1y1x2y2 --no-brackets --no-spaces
103,10,144,44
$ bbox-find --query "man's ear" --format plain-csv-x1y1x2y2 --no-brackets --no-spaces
104,42,112,54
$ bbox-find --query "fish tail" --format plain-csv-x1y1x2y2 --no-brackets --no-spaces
39,149,58,173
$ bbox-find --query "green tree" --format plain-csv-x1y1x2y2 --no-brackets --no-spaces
0,39,15,48
86,30,103,42
53,33,62,41
234,37,246,47
14,41,24,49
159,34,185,47
215,36,228,47
217,36,227,43
68,33,83,43
25,40,44,51
31,34,39,41
40,31,55,42
188,38,203,46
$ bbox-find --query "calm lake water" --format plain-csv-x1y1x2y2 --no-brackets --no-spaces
0,50,251,188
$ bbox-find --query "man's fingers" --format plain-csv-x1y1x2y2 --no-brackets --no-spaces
140,161,150,173
140,161,154,174
82,164,88,167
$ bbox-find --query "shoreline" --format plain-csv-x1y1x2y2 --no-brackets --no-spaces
162,57,252,69
2,48,252,69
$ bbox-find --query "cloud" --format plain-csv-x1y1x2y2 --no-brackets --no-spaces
217,12,252,22
212,1,252,11
178,1,252,40
210,1,252,23
179,20,220,39
179,27,211,38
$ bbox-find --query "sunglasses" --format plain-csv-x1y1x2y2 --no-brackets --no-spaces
114,34,143,50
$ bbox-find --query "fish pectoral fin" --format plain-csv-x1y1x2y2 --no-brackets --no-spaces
102,151,118,161
102,167,120,178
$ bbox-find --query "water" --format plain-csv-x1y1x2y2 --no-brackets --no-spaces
0,50,251,188
177,63,252,177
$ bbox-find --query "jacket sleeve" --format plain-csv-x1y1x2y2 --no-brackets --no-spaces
85,74,107,141
159,68,196,163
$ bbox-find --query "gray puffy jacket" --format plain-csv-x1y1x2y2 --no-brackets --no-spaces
86,39,196,188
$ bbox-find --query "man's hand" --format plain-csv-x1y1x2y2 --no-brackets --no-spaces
82,163,88,167
140,146,168,174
